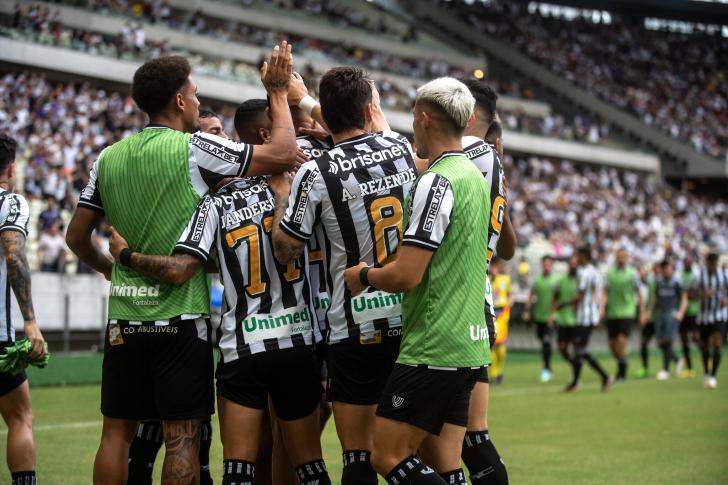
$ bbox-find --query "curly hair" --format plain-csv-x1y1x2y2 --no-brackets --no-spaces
0,133,17,172
132,56,191,116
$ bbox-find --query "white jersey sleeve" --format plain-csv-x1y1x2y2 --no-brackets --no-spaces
78,151,106,213
0,193,30,237
188,132,254,192
279,161,323,241
174,194,219,262
401,172,454,251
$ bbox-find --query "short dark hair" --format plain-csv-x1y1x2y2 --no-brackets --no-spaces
707,253,719,263
234,99,269,143
198,108,218,119
0,133,17,172
660,259,673,269
132,56,191,116
577,246,592,261
319,67,372,134
460,78,497,126
542,255,553,262
485,120,502,142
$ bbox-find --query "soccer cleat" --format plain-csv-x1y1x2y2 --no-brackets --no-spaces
636,367,649,379
656,370,669,381
707,377,718,390
540,369,552,383
679,369,695,378
563,383,579,393
676,358,685,376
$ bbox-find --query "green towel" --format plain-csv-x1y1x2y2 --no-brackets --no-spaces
0,339,50,375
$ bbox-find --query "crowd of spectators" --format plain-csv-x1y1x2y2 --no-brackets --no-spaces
2,71,724,274
505,154,728,266
439,0,728,160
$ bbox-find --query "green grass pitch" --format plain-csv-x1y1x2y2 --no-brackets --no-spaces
2,351,727,483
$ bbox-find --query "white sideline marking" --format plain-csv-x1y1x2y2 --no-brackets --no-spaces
0,420,101,435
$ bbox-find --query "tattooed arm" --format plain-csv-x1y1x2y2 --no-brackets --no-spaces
269,174,306,265
0,230,45,358
108,227,202,285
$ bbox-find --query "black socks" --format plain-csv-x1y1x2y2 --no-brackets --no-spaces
296,459,332,485
222,459,255,485
386,455,446,484
462,431,509,485
11,471,36,485
439,468,467,484
342,450,377,485
127,421,163,484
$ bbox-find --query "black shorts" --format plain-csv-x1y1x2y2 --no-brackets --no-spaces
314,340,328,379
327,329,401,405
681,315,698,332
606,319,634,339
101,318,214,421
698,322,727,343
557,326,576,343
217,346,322,421
377,364,480,436
0,342,28,398
642,322,655,339
574,326,594,348
476,366,489,383
536,322,553,342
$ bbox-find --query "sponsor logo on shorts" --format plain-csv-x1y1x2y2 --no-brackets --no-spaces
392,395,404,408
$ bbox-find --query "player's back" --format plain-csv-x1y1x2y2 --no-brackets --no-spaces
0,189,29,342
282,131,417,343
204,178,315,362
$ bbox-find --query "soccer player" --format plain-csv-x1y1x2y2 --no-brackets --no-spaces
271,67,415,484
637,264,660,378
694,253,727,389
66,44,298,484
552,256,579,371
489,258,512,385
601,248,643,381
524,255,557,382
107,172,331,485
459,79,514,485
678,253,700,377
126,110,228,485
198,109,228,139
0,134,46,485
651,260,687,381
343,77,490,485
566,247,610,392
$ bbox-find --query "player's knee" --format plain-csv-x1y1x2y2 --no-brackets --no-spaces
5,405,33,432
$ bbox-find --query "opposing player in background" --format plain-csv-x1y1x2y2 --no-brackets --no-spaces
651,260,687,381
66,44,298,484
0,134,46,485
637,264,660,378
126,110,228,485
601,248,643,381
694,253,727,389
678,253,699,378
272,67,414,484
566,247,610,392
552,255,579,370
524,255,557,383
459,78,514,485
344,76,490,485
490,258,513,385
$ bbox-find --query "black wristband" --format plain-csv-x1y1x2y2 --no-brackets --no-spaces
359,266,372,288
120,247,134,267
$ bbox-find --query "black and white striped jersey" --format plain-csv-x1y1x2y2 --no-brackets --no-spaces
693,268,728,324
462,136,506,317
0,190,30,343
175,178,316,362
297,135,333,343
280,131,417,344
576,264,602,326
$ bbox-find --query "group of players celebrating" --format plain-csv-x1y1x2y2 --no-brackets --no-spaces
35,40,515,485
524,249,727,391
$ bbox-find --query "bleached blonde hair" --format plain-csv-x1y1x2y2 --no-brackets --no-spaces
416,77,475,130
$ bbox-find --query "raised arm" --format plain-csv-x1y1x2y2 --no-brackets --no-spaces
287,72,330,134
269,173,306,265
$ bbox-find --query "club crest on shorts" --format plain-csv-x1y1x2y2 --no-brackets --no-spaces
392,395,404,408
108,323,123,346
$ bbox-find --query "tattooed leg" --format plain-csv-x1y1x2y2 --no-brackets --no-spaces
162,419,202,485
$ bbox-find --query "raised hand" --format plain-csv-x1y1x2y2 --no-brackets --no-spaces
261,41,293,94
